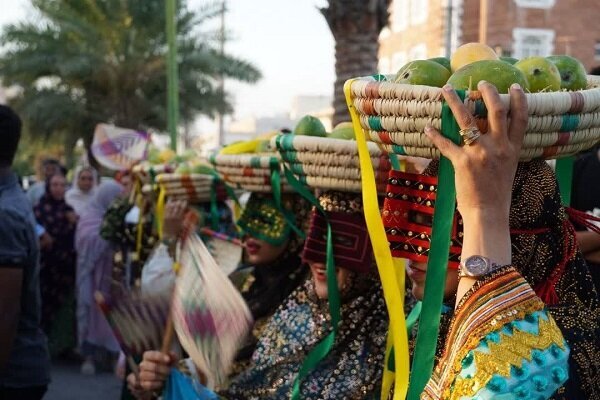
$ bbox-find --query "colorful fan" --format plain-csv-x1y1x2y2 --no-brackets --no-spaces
171,232,253,389
95,291,170,358
91,123,150,170
200,228,243,277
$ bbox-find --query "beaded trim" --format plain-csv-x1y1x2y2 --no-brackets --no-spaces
382,170,463,269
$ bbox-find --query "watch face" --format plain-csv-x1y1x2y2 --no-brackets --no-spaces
465,256,489,276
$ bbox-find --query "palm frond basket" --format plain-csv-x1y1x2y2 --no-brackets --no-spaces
210,153,292,193
147,173,224,203
345,75,600,160
271,134,391,193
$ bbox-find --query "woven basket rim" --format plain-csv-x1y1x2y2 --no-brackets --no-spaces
272,134,391,193
346,75,600,160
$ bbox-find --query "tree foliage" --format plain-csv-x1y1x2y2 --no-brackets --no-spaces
0,0,261,151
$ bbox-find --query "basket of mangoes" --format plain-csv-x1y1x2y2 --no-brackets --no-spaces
345,42,600,160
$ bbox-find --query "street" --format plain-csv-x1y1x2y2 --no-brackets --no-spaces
45,362,122,400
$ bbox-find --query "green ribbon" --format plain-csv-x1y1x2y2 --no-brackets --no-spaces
386,301,422,372
282,166,341,400
202,168,240,209
389,153,402,171
555,156,575,206
406,90,463,400
269,157,305,239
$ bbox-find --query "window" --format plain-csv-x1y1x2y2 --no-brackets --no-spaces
595,41,600,61
378,57,392,74
409,44,428,61
392,51,408,72
410,0,429,26
513,28,554,58
392,0,409,32
514,0,555,9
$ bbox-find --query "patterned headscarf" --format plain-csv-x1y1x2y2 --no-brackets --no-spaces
302,191,373,273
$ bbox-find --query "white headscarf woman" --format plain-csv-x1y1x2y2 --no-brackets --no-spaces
66,166,98,215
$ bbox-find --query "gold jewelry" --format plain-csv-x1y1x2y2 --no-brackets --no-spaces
459,126,481,146
458,125,478,137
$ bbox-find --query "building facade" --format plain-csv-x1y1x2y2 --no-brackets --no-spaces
379,0,600,74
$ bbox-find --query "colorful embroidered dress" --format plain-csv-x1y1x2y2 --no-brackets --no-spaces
384,160,599,399
220,275,387,399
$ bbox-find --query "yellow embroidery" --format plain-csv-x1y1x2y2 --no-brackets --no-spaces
449,316,565,400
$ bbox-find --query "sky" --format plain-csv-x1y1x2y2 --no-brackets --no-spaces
0,0,336,127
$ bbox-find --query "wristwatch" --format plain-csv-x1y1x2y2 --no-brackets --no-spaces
458,255,505,279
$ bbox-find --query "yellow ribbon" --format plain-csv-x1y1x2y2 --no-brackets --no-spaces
344,79,410,400
156,184,167,240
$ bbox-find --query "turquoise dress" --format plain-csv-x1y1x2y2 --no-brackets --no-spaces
422,267,569,400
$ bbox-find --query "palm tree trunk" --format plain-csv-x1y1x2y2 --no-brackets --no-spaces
322,0,390,126
332,32,380,125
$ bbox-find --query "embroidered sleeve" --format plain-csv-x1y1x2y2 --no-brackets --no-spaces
424,267,569,400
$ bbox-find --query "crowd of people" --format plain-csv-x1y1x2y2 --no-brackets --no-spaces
0,79,599,400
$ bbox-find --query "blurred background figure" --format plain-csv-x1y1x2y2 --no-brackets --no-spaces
570,66,600,295
0,105,51,400
34,173,78,359
27,158,61,207
66,166,98,216
76,181,124,376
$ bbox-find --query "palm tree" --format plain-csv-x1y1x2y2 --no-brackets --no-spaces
320,0,391,125
0,0,261,153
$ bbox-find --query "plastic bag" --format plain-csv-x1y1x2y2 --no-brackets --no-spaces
163,368,218,400
141,244,176,296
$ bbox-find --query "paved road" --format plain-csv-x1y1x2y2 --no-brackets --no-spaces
45,362,123,400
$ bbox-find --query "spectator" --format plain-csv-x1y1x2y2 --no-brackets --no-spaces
27,158,61,207
34,173,78,358
75,181,123,375
66,166,98,215
570,65,600,294
571,143,600,294
0,105,50,400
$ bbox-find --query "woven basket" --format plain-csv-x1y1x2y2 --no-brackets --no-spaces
149,173,224,203
210,153,292,193
271,134,391,193
345,74,600,160
132,163,175,188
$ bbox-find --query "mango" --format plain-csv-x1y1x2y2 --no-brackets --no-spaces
428,57,452,71
547,55,588,91
500,56,519,65
327,122,355,140
159,148,176,164
451,43,498,72
447,60,530,93
515,57,561,92
294,115,327,137
394,60,451,88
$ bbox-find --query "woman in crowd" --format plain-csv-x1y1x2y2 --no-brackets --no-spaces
383,82,596,398
66,166,98,216
75,181,124,375
227,192,310,369
34,173,78,357
130,190,388,399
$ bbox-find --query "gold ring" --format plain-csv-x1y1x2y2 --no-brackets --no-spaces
463,130,482,146
458,126,479,137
